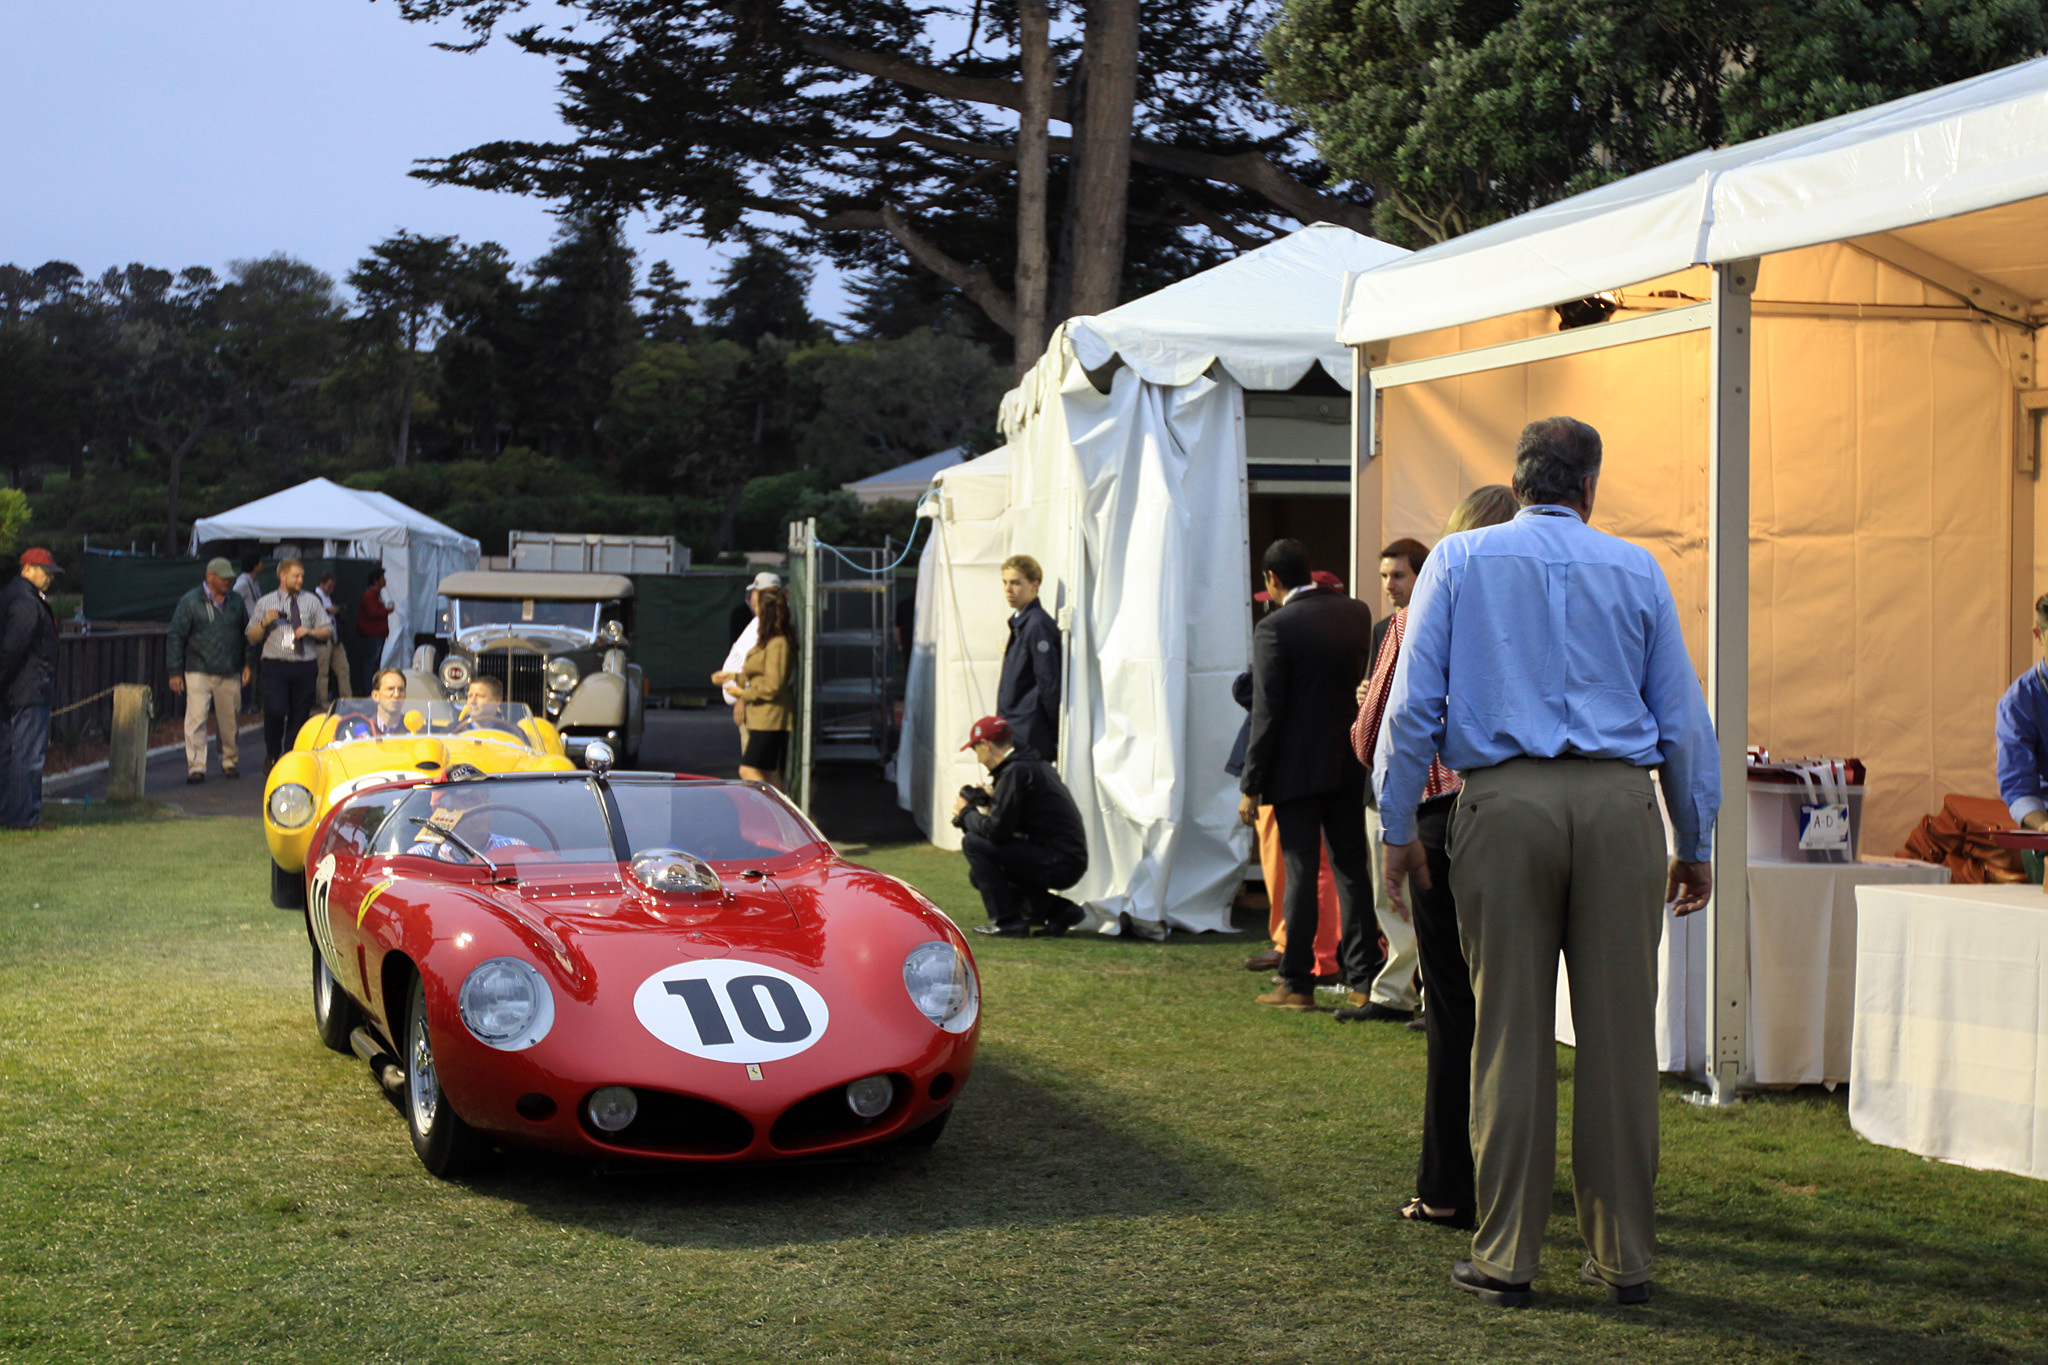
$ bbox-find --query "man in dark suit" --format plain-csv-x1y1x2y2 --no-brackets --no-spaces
996,553,1061,760
1238,538,1379,1009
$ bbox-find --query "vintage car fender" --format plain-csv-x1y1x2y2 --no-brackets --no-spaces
558,671,627,727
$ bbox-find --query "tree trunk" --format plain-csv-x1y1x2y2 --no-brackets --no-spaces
1065,0,1140,318
1014,0,1053,377
394,313,420,467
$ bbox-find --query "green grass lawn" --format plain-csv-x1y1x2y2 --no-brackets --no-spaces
2,815,2046,1364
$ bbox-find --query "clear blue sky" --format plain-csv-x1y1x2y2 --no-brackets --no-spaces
0,0,848,319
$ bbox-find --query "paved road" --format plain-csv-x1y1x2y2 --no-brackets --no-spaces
40,708,920,846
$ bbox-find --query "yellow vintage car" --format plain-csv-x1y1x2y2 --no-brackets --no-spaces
263,698,576,908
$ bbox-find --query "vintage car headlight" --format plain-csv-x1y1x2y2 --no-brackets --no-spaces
267,783,315,829
439,656,471,689
630,847,722,895
586,1085,638,1132
903,941,978,1033
545,657,580,692
845,1075,895,1118
458,957,556,1050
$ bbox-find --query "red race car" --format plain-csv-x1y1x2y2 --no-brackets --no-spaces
302,755,979,1176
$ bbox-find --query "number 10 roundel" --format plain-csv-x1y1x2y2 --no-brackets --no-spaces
633,960,831,1064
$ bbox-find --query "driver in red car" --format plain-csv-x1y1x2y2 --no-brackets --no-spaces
405,765,530,863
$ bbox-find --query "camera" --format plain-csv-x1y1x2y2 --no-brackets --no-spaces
958,785,992,810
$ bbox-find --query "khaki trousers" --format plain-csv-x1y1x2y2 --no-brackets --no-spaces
1366,806,1421,1008
183,671,242,775
1449,757,1665,1287
315,641,351,707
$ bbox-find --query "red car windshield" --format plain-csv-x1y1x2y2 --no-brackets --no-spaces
365,776,826,866
611,779,826,864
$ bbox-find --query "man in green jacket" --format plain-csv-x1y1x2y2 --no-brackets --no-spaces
167,557,252,783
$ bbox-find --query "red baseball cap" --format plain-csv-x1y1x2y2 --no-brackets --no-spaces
961,716,1013,750
1254,569,1342,602
18,548,61,573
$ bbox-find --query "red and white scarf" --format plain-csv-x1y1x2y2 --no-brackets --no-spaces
1351,607,1460,803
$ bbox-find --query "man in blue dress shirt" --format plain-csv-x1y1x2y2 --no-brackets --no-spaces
1995,593,2048,829
1378,416,1719,1309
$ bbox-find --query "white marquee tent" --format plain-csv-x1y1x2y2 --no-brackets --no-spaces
843,446,971,506
898,447,1013,846
910,223,1408,936
1336,55,2048,1097
190,477,481,667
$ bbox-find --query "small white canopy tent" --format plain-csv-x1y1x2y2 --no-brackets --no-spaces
939,223,1411,937
190,477,481,667
898,447,1013,844
843,446,971,506
1336,55,2048,1097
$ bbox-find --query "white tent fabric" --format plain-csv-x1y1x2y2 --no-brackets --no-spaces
190,477,480,668
897,448,1014,846
1004,222,1412,431
1338,55,2048,343
955,223,1408,936
844,446,970,506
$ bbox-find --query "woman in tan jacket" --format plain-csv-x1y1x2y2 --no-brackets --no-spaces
717,588,795,788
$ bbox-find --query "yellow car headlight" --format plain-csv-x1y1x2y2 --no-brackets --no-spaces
268,783,315,829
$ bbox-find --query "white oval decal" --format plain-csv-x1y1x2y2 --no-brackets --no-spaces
328,770,417,805
633,960,829,1064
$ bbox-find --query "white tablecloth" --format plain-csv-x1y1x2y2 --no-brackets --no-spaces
1557,858,1950,1081
1851,883,2048,1181
1746,859,1951,1085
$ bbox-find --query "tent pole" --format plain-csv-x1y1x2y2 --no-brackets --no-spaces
1704,259,1758,1105
1350,346,1383,598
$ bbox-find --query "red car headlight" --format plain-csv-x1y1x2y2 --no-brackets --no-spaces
903,942,978,1033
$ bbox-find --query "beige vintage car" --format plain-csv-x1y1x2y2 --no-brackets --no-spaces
415,570,646,763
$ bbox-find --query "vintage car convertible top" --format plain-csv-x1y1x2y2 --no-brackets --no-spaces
302,756,980,1175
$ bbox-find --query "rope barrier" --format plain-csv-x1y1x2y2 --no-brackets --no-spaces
50,686,119,718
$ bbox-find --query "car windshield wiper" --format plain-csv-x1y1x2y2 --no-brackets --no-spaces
408,816,510,879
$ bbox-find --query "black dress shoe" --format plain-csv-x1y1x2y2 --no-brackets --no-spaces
1580,1259,1649,1305
1334,1002,1416,1023
1035,896,1086,936
1452,1258,1533,1308
186,772,205,785
970,923,1030,938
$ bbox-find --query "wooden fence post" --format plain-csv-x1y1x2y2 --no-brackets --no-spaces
108,683,152,803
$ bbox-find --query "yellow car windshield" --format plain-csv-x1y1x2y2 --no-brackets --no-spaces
324,699,541,751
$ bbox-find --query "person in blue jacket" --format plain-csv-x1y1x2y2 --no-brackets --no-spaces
996,554,1061,761
1996,592,2048,829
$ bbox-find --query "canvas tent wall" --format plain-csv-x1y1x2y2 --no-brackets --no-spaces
1336,55,2048,1097
190,477,481,668
937,223,1409,936
898,448,1013,844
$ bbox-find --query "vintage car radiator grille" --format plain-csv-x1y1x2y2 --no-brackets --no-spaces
583,1089,754,1155
477,651,545,711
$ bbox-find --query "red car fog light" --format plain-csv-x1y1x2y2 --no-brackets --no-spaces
587,1085,639,1132
845,1075,894,1119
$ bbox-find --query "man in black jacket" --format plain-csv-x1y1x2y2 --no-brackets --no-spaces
0,548,63,829
951,715,1089,937
1238,539,1379,1009
996,554,1060,760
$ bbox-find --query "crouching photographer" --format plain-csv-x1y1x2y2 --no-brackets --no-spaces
951,716,1089,938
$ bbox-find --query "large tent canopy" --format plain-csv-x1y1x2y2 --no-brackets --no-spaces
924,224,1408,936
190,477,481,667
1334,54,2048,1096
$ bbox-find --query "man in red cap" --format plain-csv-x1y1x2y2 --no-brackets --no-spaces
0,548,63,828
950,715,1089,936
